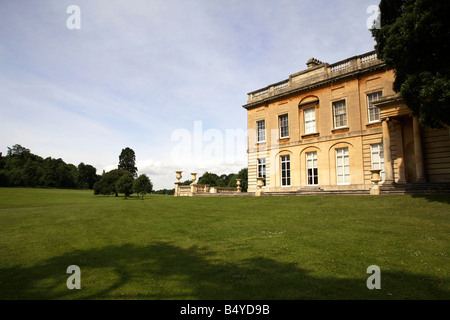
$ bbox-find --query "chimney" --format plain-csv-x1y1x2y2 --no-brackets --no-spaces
306,58,324,69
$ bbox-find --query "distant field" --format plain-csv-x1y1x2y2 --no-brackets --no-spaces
0,188,448,300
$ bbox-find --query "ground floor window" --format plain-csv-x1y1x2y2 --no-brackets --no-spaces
336,147,350,185
306,151,318,186
258,158,266,186
281,155,291,186
371,143,385,182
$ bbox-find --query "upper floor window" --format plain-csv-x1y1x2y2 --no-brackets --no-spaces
304,108,316,134
333,100,347,129
279,114,289,138
367,91,382,123
256,120,266,143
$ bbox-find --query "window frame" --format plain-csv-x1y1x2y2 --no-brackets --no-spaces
335,147,350,185
332,99,347,129
256,119,266,143
257,158,267,187
370,143,385,182
306,151,318,186
367,91,383,123
278,114,289,139
280,155,291,187
304,107,316,135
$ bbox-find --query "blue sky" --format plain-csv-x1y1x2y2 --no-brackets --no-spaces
0,0,378,189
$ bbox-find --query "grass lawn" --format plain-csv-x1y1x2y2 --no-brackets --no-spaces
0,188,448,300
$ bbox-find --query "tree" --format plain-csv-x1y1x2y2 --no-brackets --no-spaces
7,144,30,157
118,147,138,177
93,169,130,196
0,144,98,189
133,174,153,199
197,172,221,186
77,163,99,189
237,168,248,192
371,0,450,128
227,173,239,188
116,174,134,198
181,179,192,186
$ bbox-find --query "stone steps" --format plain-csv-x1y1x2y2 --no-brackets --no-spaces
182,183,450,197
191,192,255,197
262,189,369,196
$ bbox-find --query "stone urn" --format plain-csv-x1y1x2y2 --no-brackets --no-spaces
256,177,264,189
255,177,264,197
191,173,197,184
236,179,242,193
176,171,183,182
370,169,382,195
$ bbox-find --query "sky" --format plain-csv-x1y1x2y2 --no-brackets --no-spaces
0,0,379,189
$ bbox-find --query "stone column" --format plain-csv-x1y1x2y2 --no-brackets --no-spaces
382,119,395,185
175,171,183,197
412,116,426,182
394,120,407,184
174,182,182,197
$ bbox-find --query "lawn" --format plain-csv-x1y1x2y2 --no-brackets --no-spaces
0,188,448,300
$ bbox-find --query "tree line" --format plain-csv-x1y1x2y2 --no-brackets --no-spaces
0,144,99,189
0,144,248,196
181,168,248,192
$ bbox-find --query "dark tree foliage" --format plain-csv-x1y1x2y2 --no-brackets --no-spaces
118,147,138,177
181,179,192,186
7,144,30,157
133,174,153,199
116,174,134,198
78,163,99,189
196,168,248,192
93,169,131,196
371,0,450,128
197,172,221,186
153,188,175,195
236,168,248,192
0,144,99,189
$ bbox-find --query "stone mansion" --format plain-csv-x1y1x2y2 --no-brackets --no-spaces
243,51,450,193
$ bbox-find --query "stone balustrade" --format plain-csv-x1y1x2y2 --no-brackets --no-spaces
246,51,381,106
174,171,242,197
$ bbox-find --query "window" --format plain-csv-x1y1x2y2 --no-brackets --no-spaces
257,120,266,143
336,147,350,185
306,152,318,186
333,100,347,129
367,91,382,123
279,114,289,138
281,155,291,186
258,158,266,186
304,108,316,134
371,144,385,182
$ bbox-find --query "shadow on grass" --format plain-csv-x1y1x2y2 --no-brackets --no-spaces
410,193,450,205
0,242,447,300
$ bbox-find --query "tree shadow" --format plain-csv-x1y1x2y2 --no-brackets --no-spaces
410,193,450,205
0,242,447,300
